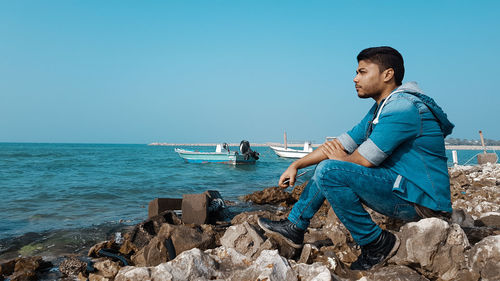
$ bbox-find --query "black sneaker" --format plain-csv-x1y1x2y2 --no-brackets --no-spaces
257,217,305,248
350,230,400,271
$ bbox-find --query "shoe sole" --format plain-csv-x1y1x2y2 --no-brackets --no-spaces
257,218,303,249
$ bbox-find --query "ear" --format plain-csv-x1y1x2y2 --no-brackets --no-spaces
383,68,395,83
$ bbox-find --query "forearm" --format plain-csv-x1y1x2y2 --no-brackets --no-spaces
290,147,328,170
319,140,374,168
338,150,374,167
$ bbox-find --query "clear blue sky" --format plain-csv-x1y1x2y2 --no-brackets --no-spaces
1,1,499,144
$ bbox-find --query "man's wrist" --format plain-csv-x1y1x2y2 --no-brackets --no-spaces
290,161,301,170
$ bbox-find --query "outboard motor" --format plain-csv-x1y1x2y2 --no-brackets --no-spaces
240,140,259,160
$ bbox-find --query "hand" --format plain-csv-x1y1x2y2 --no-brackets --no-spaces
319,139,348,160
279,165,298,188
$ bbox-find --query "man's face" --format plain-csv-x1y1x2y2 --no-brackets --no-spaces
353,60,386,99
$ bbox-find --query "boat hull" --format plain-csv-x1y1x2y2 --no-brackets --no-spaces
174,148,256,164
270,146,312,159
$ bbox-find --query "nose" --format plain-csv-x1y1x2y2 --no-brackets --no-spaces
353,74,359,83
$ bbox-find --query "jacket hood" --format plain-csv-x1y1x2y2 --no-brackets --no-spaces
392,82,454,137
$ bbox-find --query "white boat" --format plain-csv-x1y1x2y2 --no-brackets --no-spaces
270,141,313,159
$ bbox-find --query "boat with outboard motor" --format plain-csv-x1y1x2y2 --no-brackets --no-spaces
175,140,259,164
270,141,313,159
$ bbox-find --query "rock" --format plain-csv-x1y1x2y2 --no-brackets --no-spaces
468,235,500,281
119,238,138,256
230,210,287,226
161,248,221,279
220,222,268,259
88,240,119,258
449,170,470,189
117,248,222,281
14,256,49,273
322,208,360,265
298,243,315,264
477,212,500,228
428,223,470,280
59,257,87,276
472,201,500,219
243,186,296,205
158,223,216,256
130,247,147,267
390,218,471,281
0,259,16,277
78,272,89,281
131,236,169,267
391,218,450,268
89,273,112,281
230,249,298,281
450,165,500,220
309,202,332,228
451,209,475,228
2,256,52,281
362,265,430,281
290,261,333,281
259,230,301,259
313,252,358,280
8,270,37,281
206,246,253,270
114,266,156,281
461,226,500,245
94,259,120,278
126,211,182,250
132,223,215,266
304,228,334,248
291,181,308,201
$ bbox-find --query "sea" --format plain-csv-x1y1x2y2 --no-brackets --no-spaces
0,142,494,261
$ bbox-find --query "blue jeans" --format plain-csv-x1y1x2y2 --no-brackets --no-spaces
288,159,420,246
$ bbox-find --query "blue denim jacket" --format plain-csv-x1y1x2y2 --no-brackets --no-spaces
338,82,454,212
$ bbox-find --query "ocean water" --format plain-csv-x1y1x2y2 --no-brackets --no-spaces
0,143,495,259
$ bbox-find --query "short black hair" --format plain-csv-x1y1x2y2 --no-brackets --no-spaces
357,46,405,86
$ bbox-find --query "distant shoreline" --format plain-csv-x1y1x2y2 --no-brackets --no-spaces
149,143,500,150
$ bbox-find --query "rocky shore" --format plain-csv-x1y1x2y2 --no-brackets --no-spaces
1,164,500,281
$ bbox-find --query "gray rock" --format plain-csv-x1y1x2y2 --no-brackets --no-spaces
220,222,266,258
390,218,449,268
468,235,500,281
93,259,120,278
131,236,168,267
157,223,215,256
89,273,113,281
229,249,298,281
290,261,333,281
205,246,253,271
230,210,287,226
390,218,470,281
58,257,86,276
114,266,160,281
116,248,221,281
131,223,215,267
361,265,429,281
451,209,475,228
428,223,470,280
298,243,315,264
478,212,500,228
157,248,221,280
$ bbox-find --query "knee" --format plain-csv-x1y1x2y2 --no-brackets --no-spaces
313,159,344,182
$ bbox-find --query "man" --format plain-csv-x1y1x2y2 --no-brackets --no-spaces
258,46,454,270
